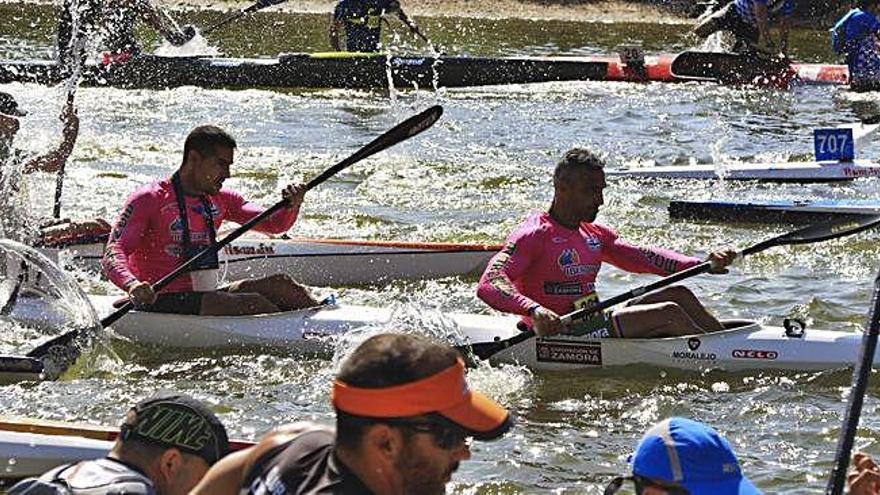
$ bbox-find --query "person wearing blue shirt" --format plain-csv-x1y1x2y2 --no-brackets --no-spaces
832,0,880,91
693,0,793,55
329,0,424,52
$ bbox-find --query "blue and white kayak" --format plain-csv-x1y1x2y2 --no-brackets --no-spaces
668,199,880,224
610,123,880,182
607,159,880,182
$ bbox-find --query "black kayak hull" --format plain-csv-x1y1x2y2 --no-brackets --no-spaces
0,53,610,90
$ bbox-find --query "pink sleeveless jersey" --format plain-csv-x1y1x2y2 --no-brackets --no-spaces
102,177,298,293
477,212,701,323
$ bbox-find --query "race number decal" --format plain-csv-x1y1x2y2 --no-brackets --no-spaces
573,293,598,311
814,128,854,161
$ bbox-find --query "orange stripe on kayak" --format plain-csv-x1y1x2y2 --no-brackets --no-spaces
0,416,255,451
602,55,675,82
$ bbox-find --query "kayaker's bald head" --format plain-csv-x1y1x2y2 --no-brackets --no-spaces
551,148,606,225
553,148,605,187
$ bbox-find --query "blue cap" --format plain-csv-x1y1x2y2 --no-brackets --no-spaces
631,417,761,495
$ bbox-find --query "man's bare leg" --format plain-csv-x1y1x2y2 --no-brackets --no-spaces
199,291,279,316
612,301,710,338
629,285,724,333
226,274,319,311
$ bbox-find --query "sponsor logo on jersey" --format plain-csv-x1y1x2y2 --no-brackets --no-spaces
552,236,568,244
110,204,135,240
558,248,580,266
731,349,779,360
639,248,680,273
558,248,594,277
543,281,584,295
536,341,603,365
584,235,601,251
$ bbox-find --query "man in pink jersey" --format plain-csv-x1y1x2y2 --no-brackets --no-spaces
477,148,736,339
102,125,319,316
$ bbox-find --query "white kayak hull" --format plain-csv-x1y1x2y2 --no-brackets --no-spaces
0,430,111,481
607,159,880,182
42,237,500,286
7,296,877,373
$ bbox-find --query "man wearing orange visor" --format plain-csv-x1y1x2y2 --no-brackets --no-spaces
191,333,513,495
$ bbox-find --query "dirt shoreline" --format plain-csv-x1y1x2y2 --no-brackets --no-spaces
6,0,692,24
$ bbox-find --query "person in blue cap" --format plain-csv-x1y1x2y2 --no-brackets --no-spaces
605,417,761,494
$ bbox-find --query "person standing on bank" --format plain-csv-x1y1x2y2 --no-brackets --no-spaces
329,0,427,52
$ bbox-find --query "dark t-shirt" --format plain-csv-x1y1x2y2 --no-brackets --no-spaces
333,0,400,52
243,429,373,495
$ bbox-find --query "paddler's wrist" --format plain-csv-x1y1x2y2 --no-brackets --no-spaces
526,304,541,316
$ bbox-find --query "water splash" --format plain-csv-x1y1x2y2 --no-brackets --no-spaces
0,239,103,380
154,32,221,57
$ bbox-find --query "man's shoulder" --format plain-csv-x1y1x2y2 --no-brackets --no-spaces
506,212,554,241
127,178,170,203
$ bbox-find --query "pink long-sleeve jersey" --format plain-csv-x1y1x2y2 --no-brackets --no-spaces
102,177,298,293
477,212,701,323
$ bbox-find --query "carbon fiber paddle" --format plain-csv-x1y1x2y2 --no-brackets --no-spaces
20,105,443,371
466,214,880,361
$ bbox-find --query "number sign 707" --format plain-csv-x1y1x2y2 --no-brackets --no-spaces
813,128,854,161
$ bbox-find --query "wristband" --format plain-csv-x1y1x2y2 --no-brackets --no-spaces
527,304,540,316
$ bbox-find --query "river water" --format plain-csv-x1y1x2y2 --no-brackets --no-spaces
3,3,880,493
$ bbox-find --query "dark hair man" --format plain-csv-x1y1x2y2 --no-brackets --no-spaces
8,394,230,495
102,125,319,316
477,148,736,339
191,333,514,494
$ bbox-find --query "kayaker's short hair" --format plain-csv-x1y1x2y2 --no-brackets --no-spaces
554,148,605,186
182,125,237,164
333,333,459,449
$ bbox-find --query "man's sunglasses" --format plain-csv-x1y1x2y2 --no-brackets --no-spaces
604,475,690,495
382,416,470,450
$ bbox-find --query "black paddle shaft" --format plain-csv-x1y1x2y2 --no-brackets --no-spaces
468,214,880,362
25,105,443,361
826,267,880,495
